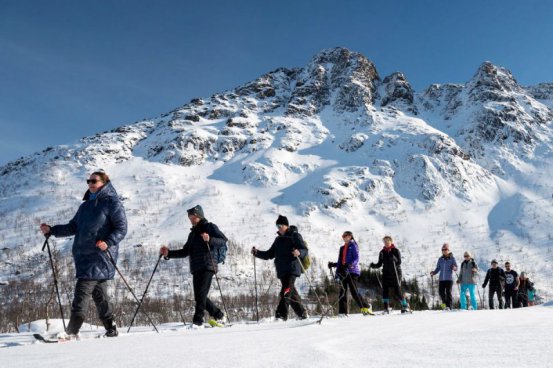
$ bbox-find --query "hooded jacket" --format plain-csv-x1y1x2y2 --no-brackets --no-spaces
50,181,127,280
167,218,227,274
255,226,308,278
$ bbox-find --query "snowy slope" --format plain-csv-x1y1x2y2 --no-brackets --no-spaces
0,47,552,302
1,306,553,367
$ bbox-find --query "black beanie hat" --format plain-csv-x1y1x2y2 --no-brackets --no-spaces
187,205,205,219
276,215,289,226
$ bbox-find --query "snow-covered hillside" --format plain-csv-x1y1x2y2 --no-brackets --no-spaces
2,306,553,367
0,47,552,302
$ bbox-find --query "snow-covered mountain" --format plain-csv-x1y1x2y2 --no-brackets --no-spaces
1,47,552,299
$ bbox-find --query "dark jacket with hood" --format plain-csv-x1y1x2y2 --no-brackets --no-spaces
370,245,402,287
167,218,227,274
255,226,308,278
50,181,128,280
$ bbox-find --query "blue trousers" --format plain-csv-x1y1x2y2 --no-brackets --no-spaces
460,284,478,310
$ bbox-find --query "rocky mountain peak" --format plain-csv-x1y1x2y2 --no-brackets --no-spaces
467,61,522,101
379,72,417,114
286,47,380,115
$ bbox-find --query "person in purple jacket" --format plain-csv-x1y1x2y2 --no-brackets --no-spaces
328,231,372,316
430,243,458,310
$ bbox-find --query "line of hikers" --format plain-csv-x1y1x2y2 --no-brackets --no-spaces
38,171,537,339
430,243,536,310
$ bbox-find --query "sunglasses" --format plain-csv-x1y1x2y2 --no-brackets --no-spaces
442,249,449,251
86,179,100,184
342,234,350,238
276,224,286,228
464,255,470,258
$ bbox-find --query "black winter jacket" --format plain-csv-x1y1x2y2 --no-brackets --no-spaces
255,227,308,278
167,219,227,274
482,267,506,288
370,246,402,287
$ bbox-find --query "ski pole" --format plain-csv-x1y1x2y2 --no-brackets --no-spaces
296,257,329,323
431,274,435,309
253,255,260,323
392,260,404,298
345,269,370,312
127,254,163,333
375,271,383,290
454,271,462,309
42,234,66,330
104,248,159,333
205,241,231,324
476,284,483,309
329,267,345,315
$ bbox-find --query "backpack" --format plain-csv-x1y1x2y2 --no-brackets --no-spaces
299,242,311,273
213,244,227,264
289,225,310,273
207,223,228,264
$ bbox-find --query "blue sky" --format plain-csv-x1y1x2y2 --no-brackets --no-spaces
1,0,552,165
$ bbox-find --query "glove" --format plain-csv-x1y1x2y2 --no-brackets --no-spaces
482,284,485,288
370,263,376,268
251,247,257,256
327,262,336,269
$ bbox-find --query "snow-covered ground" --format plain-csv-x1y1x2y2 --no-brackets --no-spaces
1,304,552,367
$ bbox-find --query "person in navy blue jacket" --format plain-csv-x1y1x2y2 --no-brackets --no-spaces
252,215,308,321
40,171,127,338
328,231,372,316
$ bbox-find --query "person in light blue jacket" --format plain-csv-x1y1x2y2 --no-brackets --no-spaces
430,243,458,310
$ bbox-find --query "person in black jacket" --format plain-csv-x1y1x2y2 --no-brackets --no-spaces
370,236,410,313
160,205,228,326
482,259,506,309
40,171,127,338
251,215,308,321
504,261,520,309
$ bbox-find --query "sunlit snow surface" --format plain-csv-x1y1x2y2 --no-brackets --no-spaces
1,305,552,368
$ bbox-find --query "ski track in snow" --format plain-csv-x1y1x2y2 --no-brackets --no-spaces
1,306,552,368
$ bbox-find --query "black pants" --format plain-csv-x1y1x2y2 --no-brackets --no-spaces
488,284,504,309
276,274,306,319
67,279,113,334
382,279,404,309
504,289,519,308
338,273,368,314
518,292,529,307
192,270,223,325
438,280,453,308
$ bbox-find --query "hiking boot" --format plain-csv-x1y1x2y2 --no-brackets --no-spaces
298,312,309,320
360,306,373,316
214,312,225,323
57,331,79,341
337,313,349,318
188,323,204,330
104,327,118,337
103,319,118,337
